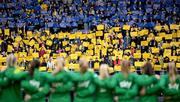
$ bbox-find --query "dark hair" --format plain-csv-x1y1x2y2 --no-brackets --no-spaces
142,62,154,76
29,59,40,76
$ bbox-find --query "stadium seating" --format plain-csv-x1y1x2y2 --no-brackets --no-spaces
0,0,180,73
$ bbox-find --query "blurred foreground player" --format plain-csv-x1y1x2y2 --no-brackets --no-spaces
1,54,27,102
21,59,50,102
49,57,73,102
111,60,138,102
136,62,160,102
161,62,180,102
94,64,114,102
72,57,96,102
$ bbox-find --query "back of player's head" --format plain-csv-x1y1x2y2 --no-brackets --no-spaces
121,60,130,73
167,62,177,83
52,57,65,75
79,57,89,72
167,62,177,74
141,62,154,76
56,57,65,70
29,59,40,73
6,54,17,68
99,64,109,79
27,59,40,76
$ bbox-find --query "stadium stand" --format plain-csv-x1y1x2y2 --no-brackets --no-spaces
0,0,180,73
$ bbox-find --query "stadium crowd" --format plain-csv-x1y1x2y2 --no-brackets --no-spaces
0,0,179,32
0,0,180,73
0,0,180,102
0,54,179,102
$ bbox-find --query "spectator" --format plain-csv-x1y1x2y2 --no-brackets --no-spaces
41,58,47,67
89,58,94,68
149,36,158,47
113,56,121,66
47,57,55,71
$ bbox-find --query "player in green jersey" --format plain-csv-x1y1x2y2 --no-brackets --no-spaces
94,64,114,102
161,62,180,102
21,59,50,102
111,60,138,102
136,62,160,102
1,54,27,102
72,57,96,102
49,57,73,102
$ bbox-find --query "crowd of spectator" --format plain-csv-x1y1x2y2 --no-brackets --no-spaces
0,0,180,73
0,0,179,33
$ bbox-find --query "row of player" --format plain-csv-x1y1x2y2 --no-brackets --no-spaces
0,54,180,102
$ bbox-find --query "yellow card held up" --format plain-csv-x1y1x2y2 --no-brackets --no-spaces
139,29,149,36
83,42,89,47
134,53,141,59
96,31,103,36
80,34,86,39
165,34,172,40
141,41,148,46
130,32,138,37
27,31,33,37
135,62,144,67
176,63,180,68
71,54,78,60
94,62,100,70
5,29,10,35
32,53,39,58
143,53,150,59
170,24,179,30
155,37,162,42
46,40,53,46
29,40,35,46
154,65,161,71
151,48,159,53
15,36,22,42
154,25,162,31
123,25,130,30
97,24,104,30
114,27,120,32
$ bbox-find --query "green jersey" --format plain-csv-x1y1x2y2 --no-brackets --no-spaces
161,74,180,102
21,69,50,102
135,74,160,102
1,66,27,102
0,71,9,102
111,72,138,102
71,71,96,102
49,70,73,102
94,76,114,102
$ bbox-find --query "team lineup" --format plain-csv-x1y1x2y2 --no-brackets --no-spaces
0,54,180,102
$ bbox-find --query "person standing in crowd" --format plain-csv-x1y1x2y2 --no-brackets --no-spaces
47,57,55,71
1,54,27,102
111,60,138,102
136,62,161,102
72,57,96,102
21,59,50,102
94,64,114,102
49,57,73,102
148,36,158,47
161,62,180,102
41,58,47,67
39,44,46,58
